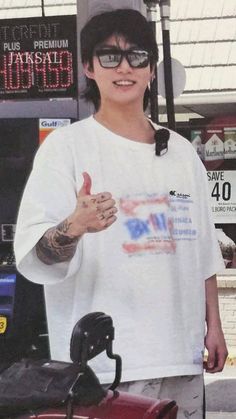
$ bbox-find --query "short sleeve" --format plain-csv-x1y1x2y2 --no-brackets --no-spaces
14,128,82,285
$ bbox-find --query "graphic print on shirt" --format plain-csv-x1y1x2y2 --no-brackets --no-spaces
169,190,197,242
119,192,197,256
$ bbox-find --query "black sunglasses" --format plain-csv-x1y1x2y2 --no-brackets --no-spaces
94,47,151,69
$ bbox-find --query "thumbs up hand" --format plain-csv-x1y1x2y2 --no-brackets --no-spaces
78,171,92,196
68,172,118,237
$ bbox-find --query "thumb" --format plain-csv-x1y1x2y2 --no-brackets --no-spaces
78,172,92,196
207,349,216,369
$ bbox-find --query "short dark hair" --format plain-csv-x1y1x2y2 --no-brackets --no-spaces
80,8,159,111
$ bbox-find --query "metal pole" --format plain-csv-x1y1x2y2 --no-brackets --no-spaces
41,0,45,17
159,0,176,130
144,1,159,123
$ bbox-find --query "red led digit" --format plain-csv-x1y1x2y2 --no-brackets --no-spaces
8,53,20,90
0,48,75,95
0,54,7,89
47,51,59,88
20,52,32,89
59,50,72,88
34,55,47,89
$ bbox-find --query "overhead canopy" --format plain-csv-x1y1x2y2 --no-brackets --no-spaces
156,0,236,118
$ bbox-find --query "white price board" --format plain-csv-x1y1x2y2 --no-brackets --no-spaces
207,170,236,223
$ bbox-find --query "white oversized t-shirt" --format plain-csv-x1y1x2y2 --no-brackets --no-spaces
14,116,224,383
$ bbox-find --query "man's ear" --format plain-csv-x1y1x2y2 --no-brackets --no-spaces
83,62,95,79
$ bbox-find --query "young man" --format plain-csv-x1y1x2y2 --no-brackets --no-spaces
14,8,227,418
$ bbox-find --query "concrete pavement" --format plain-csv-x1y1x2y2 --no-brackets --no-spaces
205,364,236,416
207,414,236,418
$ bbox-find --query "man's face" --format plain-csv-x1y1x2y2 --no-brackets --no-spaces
83,35,154,109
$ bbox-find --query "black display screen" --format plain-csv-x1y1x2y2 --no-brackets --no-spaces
0,15,77,99
0,119,38,231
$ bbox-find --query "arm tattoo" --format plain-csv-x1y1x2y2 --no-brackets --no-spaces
36,219,80,265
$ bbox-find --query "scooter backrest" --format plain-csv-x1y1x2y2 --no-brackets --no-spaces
70,312,122,390
70,312,114,363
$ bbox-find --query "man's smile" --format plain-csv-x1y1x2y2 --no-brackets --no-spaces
113,80,136,86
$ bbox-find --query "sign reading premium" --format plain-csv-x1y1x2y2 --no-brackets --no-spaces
0,15,77,99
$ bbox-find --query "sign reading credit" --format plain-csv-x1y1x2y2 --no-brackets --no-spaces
0,15,77,99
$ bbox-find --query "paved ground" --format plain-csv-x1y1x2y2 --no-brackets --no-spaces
207,414,236,419
205,365,236,415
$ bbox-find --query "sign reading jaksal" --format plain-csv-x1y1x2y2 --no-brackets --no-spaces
0,15,77,99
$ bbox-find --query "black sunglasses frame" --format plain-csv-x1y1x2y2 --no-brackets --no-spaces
94,48,151,69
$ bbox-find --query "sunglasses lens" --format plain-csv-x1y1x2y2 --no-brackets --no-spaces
128,50,150,68
97,52,121,68
95,49,150,68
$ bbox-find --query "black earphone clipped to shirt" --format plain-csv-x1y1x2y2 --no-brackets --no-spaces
154,128,170,156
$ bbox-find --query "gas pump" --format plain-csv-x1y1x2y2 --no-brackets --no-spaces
0,119,49,364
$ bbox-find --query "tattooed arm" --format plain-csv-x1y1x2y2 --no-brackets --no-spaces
36,219,80,265
35,173,117,265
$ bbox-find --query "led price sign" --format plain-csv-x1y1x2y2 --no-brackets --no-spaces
0,15,77,99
